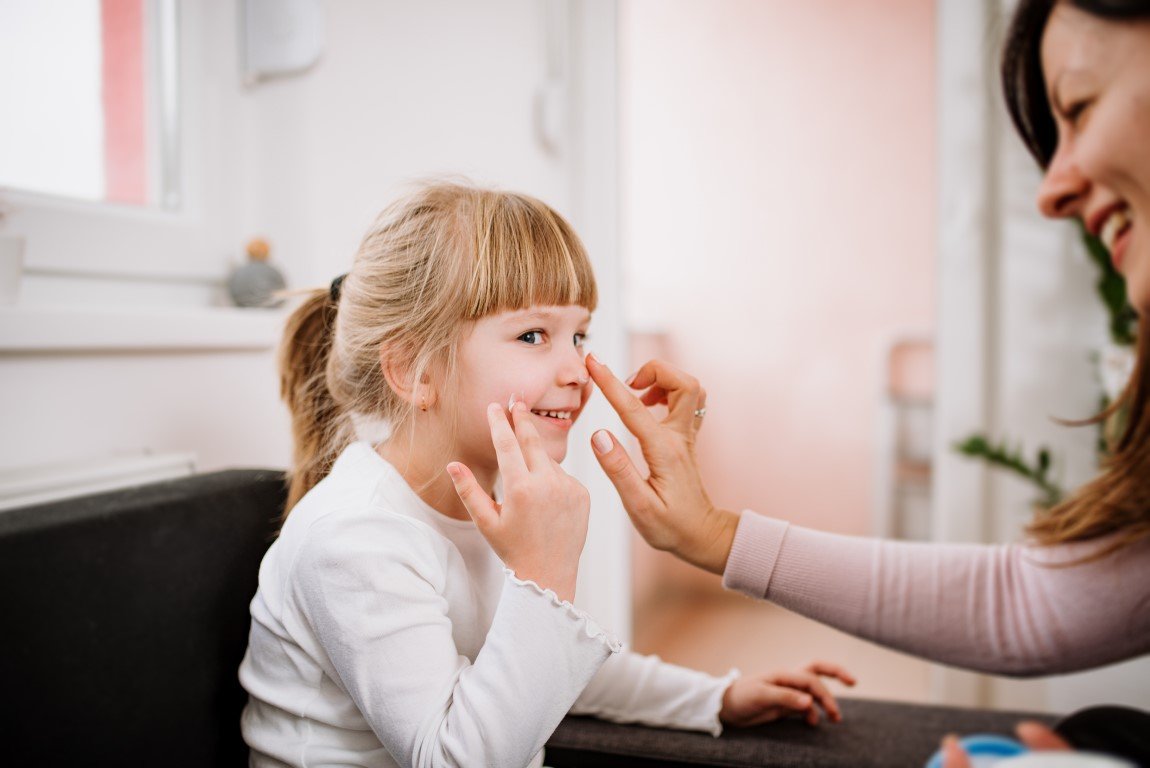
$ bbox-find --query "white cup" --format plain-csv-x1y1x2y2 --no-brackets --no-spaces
0,235,24,305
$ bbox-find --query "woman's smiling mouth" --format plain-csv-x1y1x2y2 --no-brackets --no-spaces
1099,208,1133,270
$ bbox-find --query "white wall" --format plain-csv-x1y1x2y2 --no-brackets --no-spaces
239,1,575,288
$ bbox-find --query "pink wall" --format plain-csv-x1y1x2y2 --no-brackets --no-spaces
621,0,936,592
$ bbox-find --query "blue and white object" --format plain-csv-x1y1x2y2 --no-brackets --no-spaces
925,735,1027,768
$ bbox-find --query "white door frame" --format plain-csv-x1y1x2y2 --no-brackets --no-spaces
931,0,1000,707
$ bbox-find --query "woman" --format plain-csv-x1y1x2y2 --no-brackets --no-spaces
585,0,1150,761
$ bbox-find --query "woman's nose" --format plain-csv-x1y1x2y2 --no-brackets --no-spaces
1036,143,1089,219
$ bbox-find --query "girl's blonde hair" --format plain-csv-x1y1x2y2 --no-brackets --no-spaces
279,181,598,514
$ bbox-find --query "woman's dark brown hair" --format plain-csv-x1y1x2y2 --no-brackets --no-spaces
1001,0,1150,553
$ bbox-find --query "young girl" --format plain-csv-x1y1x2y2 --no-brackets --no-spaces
239,182,854,767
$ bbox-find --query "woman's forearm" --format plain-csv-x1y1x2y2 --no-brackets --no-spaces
723,511,1150,676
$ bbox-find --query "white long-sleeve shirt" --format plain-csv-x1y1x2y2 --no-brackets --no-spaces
240,442,735,768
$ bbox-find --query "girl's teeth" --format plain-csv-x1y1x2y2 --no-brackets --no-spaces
1101,209,1131,251
532,410,571,420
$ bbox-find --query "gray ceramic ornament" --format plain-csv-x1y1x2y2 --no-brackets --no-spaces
229,238,286,308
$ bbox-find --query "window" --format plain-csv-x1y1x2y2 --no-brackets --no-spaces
0,0,179,210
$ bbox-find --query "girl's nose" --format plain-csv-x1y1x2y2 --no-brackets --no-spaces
1036,142,1089,219
559,348,590,387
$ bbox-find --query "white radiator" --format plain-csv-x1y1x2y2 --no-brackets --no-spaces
0,452,197,511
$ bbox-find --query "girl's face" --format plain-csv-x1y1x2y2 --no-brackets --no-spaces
448,304,592,471
1037,4,1150,313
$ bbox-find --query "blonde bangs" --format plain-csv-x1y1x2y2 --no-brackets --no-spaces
464,192,597,319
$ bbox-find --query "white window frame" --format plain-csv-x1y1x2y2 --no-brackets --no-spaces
0,1,273,351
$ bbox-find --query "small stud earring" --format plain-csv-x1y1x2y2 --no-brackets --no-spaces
419,396,428,412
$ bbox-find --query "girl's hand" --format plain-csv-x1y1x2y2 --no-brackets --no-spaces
586,354,739,574
447,401,590,603
720,661,857,728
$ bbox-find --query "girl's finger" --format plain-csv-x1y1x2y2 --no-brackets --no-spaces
768,673,842,722
746,710,784,727
510,401,551,471
752,683,812,715
773,687,813,713
446,462,499,530
486,403,528,482
805,661,857,687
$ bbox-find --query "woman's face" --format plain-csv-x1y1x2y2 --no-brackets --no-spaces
1038,4,1150,313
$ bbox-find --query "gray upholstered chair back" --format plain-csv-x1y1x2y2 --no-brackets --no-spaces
0,469,284,767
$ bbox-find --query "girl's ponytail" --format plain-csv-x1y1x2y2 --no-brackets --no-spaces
278,288,348,514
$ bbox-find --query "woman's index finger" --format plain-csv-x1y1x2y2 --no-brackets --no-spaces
585,354,660,438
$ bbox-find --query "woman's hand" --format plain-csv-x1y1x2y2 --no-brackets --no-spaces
940,722,1073,767
447,401,590,603
586,354,739,574
720,662,857,728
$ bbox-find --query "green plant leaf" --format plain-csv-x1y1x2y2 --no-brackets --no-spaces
954,433,1065,509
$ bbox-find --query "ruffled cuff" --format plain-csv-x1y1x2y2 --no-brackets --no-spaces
503,567,623,653
702,667,741,737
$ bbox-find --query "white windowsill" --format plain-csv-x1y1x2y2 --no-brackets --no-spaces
0,305,285,352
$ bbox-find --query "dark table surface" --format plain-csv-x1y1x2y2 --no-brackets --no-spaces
545,697,1058,768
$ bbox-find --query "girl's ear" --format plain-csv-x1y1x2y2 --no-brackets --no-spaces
379,348,437,412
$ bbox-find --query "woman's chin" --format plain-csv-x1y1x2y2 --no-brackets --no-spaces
1128,257,1150,319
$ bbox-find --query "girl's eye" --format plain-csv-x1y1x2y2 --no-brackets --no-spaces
519,330,545,345
574,332,587,347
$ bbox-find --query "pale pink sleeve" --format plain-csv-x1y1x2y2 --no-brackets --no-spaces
722,510,1150,676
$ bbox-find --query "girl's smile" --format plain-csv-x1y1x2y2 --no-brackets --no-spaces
528,407,579,430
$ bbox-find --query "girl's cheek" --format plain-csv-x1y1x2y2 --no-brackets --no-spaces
579,380,594,407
